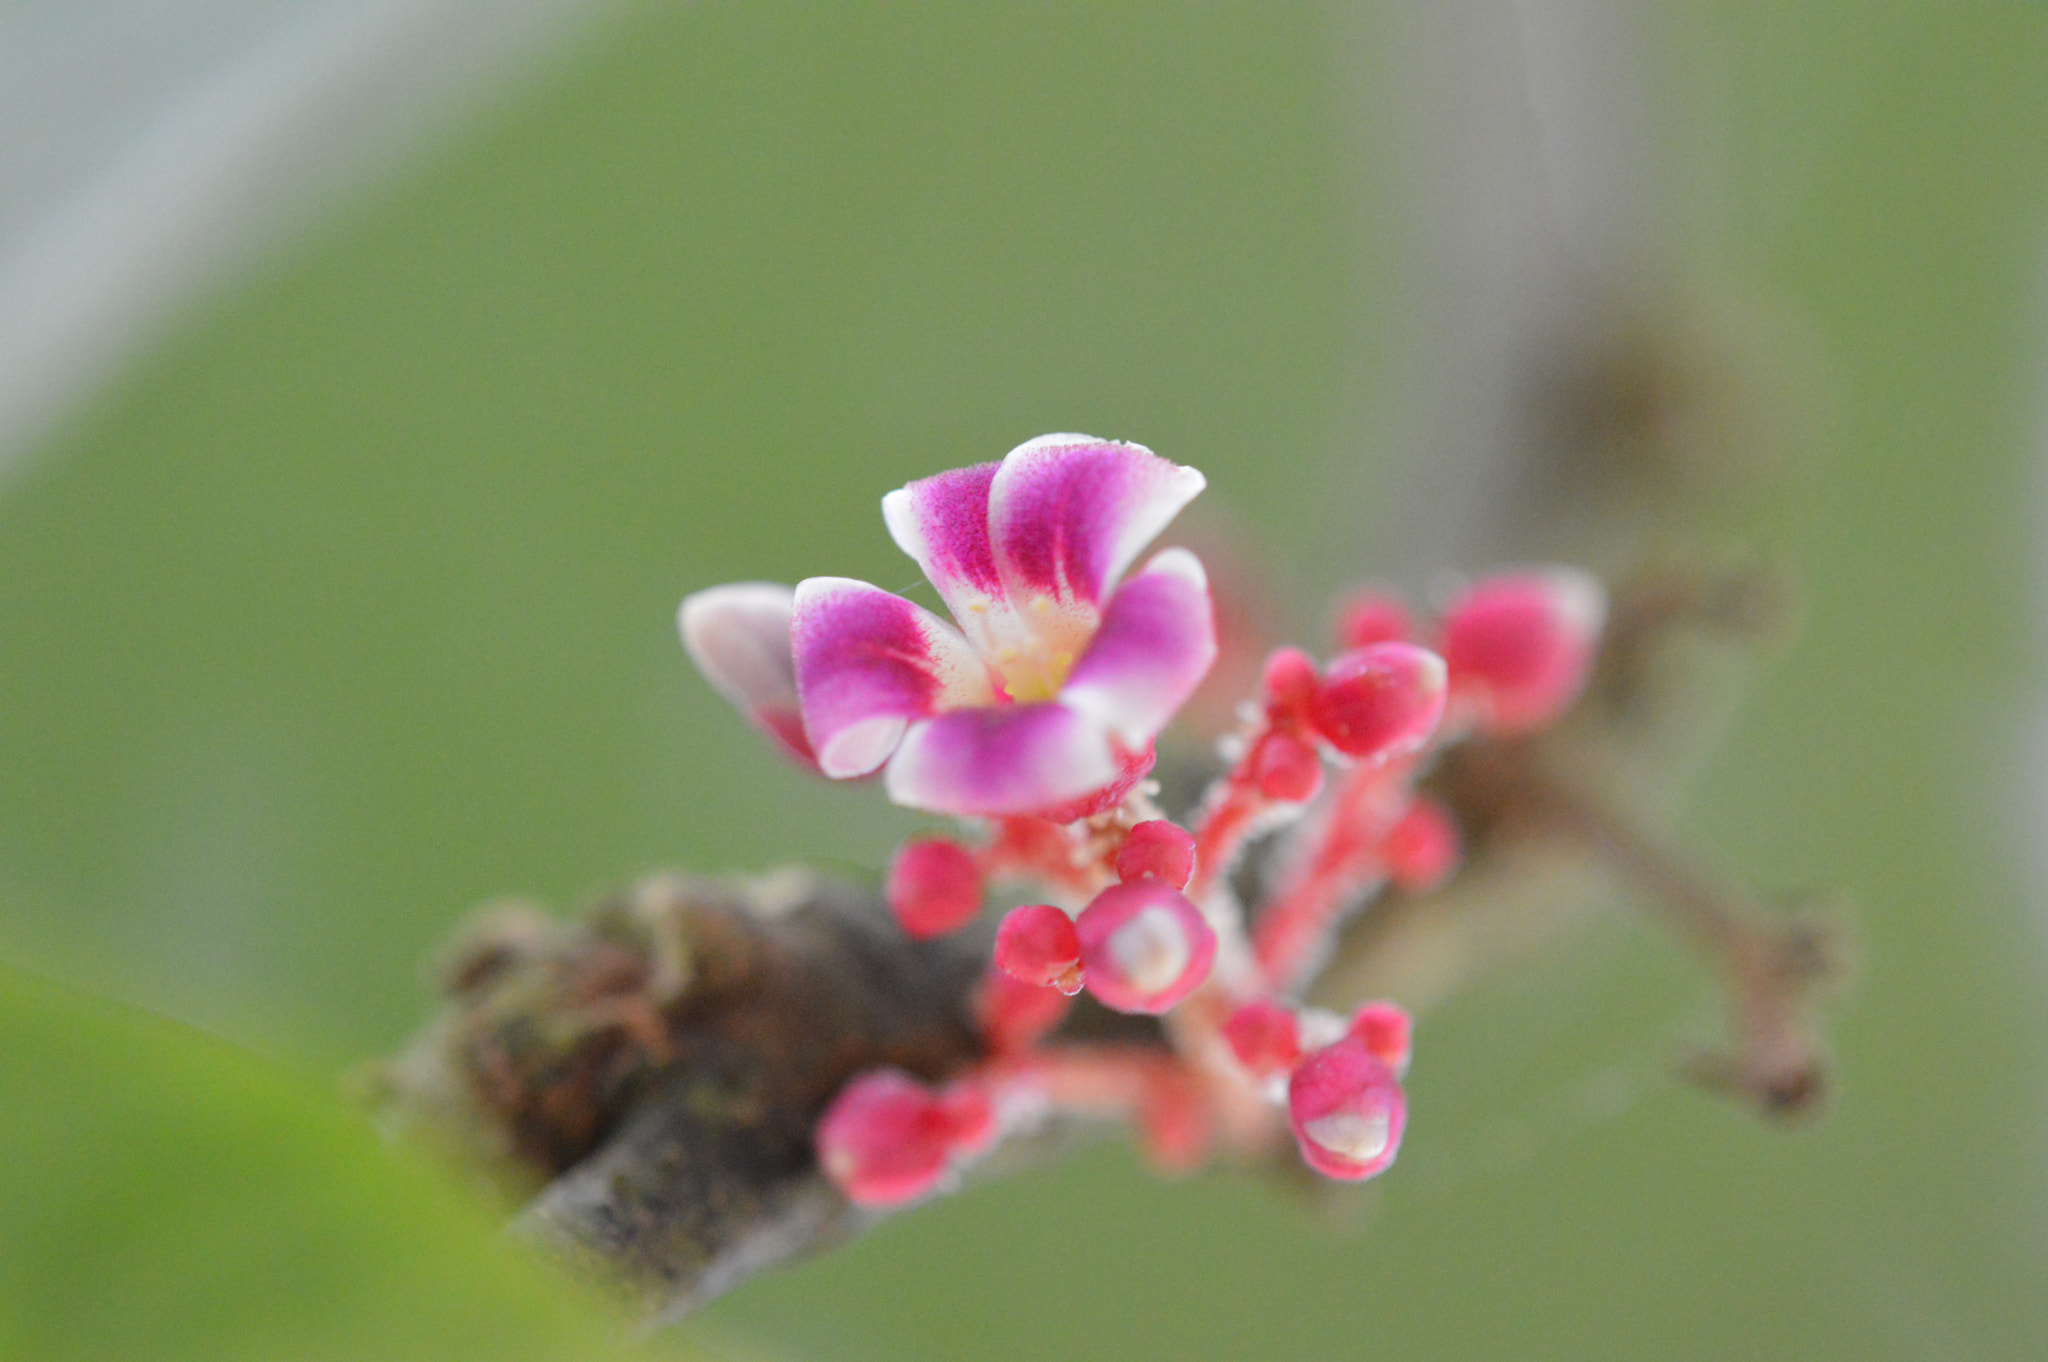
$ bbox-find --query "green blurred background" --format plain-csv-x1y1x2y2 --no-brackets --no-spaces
4,4,2046,1358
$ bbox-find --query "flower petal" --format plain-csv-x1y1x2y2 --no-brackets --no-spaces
883,702,1119,817
988,435,1205,627
792,577,995,779
678,582,815,765
1057,548,1216,746
880,461,1011,650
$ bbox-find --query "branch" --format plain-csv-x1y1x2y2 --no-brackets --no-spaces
369,556,1844,1316
369,873,993,1316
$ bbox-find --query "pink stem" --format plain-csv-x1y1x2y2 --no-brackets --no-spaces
1251,755,1415,992
981,816,1100,898
1188,773,1268,902
984,1043,1214,1170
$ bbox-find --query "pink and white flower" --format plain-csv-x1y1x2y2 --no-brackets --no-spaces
686,435,1217,818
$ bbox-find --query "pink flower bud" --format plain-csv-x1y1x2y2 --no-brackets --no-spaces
1074,881,1217,1015
935,1080,999,1160
994,904,1085,994
886,837,984,939
1380,796,1460,894
1252,732,1324,803
1440,569,1605,733
1335,589,1413,650
1347,1001,1413,1076
816,1068,984,1207
1287,1037,1407,1181
1308,641,1448,762
1223,999,1302,1076
975,968,1074,1052
1262,647,1321,722
1115,819,1197,889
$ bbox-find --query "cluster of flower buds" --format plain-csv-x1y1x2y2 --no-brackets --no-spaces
991,818,1214,1015
681,435,1605,1208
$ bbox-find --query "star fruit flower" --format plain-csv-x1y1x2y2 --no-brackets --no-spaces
682,434,1217,819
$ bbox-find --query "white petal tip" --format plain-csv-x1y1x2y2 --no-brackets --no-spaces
816,716,908,779
1006,432,1151,458
678,581,798,708
1138,545,1209,588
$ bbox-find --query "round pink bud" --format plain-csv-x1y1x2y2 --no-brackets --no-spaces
935,1080,999,1160
1261,647,1321,722
1440,569,1605,733
1381,796,1460,894
886,836,984,939
1115,819,1197,889
1253,732,1325,803
975,967,1074,1052
994,904,1085,994
1074,881,1218,1015
1223,999,1302,1076
816,1069,958,1207
1348,1001,1413,1076
1287,1037,1407,1181
1308,641,1448,762
1335,589,1413,650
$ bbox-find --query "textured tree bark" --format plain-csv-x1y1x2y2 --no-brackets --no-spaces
371,873,994,1317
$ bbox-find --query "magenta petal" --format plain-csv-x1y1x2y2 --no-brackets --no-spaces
988,434,1205,613
792,577,994,779
880,462,1004,628
679,582,815,765
883,702,1119,817
1058,548,1216,746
